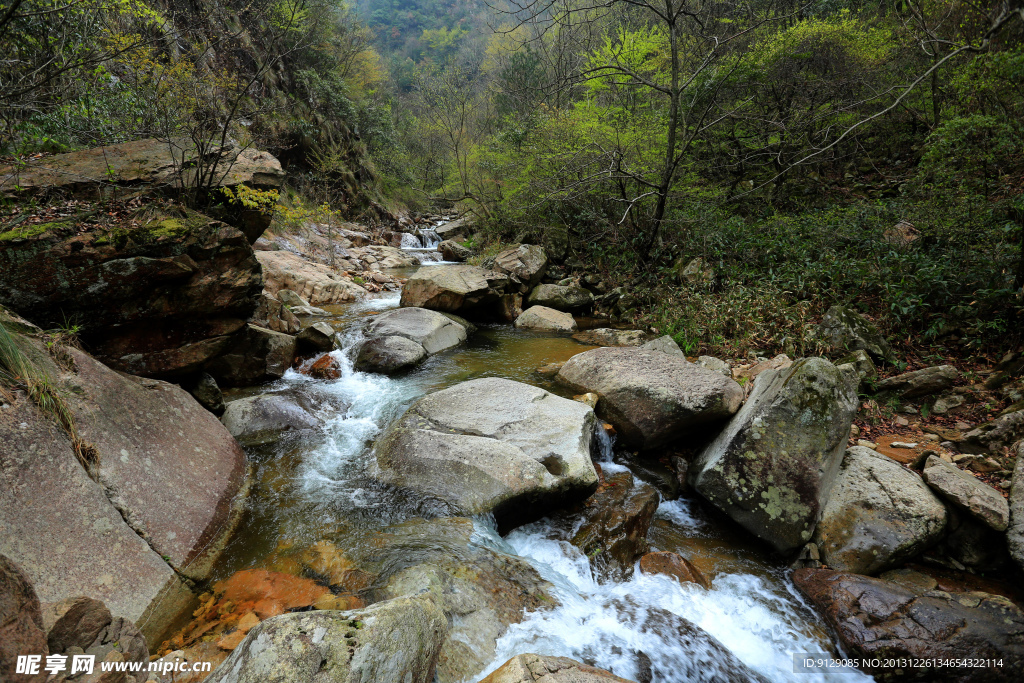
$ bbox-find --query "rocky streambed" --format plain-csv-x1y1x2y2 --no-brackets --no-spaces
3,153,1023,682
159,289,860,683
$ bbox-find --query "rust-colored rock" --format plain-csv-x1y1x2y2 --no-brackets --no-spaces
639,551,711,589
305,353,342,380
570,471,660,579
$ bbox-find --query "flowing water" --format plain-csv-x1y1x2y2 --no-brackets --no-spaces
215,255,869,682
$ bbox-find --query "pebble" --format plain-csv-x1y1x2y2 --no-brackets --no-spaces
856,439,878,449
955,421,972,430
891,441,918,449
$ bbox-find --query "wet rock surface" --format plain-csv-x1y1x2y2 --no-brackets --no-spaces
793,568,1024,682
690,358,859,553
478,654,634,683
204,594,447,683
372,378,599,530
638,551,710,589
567,471,660,579
813,447,947,574
220,392,322,447
557,346,743,450
355,335,428,374
369,518,558,683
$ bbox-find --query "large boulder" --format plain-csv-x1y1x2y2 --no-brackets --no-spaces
526,284,593,312
296,321,337,353
568,471,660,579
479,654,633,683
514,306,577,333
354,308,471,375
1009,443,1024,572
369,518,557,683
814,304,895,364
958,409,1024,454
813,447,947,574
572,328,646,347
365,307,469,354
372,378,599,531
355,336,428,374
640,335,684,356
220,393,322,447
256,250,365,306
400,265,509,315
204,594,448,683
690,358,859,553
922,455,1009,531
490,244,548,291
439,239,473,262
0,327,247,643
875,365,959,399
0,207,263,378
0,138,285,241
435,215,473,240
0,554,48,683
793,568,1024,682
556,347,743,450
205,324,296,387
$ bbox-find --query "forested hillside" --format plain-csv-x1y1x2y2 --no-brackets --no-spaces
2,0,1022,360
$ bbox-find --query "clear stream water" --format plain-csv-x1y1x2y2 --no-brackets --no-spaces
217,257,869,682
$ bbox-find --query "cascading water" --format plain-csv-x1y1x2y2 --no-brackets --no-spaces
420,227,441,247
222,276,865,683
400,232,423,249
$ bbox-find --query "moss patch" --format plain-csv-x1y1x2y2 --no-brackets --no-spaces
0,220,64,242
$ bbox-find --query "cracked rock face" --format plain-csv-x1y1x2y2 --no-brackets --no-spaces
793,568,1024,682
371,378,599,531
690,358,859,554
813,447,947,574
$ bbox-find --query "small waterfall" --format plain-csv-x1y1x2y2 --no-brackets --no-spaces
400,232,422,249
420,228,441,248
